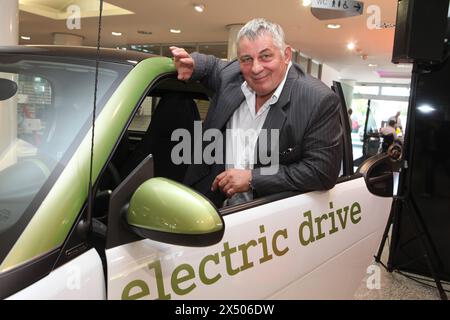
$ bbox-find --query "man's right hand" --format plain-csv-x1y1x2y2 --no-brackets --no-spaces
170,46,194,81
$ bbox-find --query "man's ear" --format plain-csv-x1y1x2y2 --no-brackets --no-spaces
284,46,292,64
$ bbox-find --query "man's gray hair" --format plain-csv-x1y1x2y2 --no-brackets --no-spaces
237,18,286,52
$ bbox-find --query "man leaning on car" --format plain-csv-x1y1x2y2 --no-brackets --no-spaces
170,18,342,207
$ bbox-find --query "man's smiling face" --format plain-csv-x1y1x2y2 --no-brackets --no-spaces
238,33,291,100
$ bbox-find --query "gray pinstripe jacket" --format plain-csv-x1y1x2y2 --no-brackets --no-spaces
183,53,342,207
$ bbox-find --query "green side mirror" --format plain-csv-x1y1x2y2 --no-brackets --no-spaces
126,177,224,247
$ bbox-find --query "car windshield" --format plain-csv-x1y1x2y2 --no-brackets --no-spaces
0,54,130,262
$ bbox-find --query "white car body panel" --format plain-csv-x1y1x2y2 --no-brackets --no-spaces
269,230,382,299
106,177,391,300
7,249,105,300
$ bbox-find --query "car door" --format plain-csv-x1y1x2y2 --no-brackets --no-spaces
104,77,395,300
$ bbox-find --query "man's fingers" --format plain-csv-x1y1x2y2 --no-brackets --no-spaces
222,182,231,195
171,48,190,60
178,71,191,81
218,176,229,189
179,57,193,65
211,175,222,191
222,184,234,198
211,171,227,191
211,177,219,191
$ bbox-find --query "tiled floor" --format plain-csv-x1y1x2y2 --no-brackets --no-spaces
353,239,450,300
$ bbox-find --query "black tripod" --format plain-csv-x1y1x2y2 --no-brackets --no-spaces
374,194,448,300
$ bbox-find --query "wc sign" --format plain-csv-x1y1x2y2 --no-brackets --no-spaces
66,5,81,30
312,0,364,12
311,0,364,19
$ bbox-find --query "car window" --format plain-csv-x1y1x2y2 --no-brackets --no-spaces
365,105,378,136
128,96,158,132
112,86,210,184
127,82,211,134
195,99,209,121
0,55,130,264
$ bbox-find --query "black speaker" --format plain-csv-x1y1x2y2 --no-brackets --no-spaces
392,0,450,64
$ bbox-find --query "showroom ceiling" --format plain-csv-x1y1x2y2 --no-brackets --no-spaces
17,0,412,83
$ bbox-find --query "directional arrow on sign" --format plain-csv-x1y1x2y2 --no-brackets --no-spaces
311,0,364,20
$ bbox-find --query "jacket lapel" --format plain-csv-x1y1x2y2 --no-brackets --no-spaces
255,66,298,164
208,82,245,131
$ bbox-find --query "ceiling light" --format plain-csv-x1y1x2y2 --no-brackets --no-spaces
194,4,205,12
346,42,356,50
302,0,312,6
368,64,378,67
170,29,181,34
21,36,31,40
327,24,341,29
112,32,122,36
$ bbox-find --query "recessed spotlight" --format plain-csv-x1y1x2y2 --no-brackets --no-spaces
21,36,31,40
302,0,312,6
347,42,356,50
194,4,205,12
327,24,341,29
170,29,181,34
112,32,122,36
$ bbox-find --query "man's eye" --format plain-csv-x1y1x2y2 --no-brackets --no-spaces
240,57,252,64
261,54,272,61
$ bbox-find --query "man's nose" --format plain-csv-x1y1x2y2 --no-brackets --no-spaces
251,60,264,74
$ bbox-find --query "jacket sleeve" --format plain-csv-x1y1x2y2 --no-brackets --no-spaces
190,52,230,93
251,92,343,196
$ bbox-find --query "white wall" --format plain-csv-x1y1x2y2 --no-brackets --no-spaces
0,0,19,170
320,64,340,89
